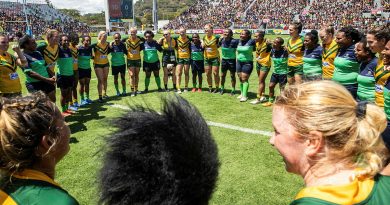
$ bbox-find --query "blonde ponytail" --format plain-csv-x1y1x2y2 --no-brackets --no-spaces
275,81,389,178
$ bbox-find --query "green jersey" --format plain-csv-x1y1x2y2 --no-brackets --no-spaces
57,47,74,76
22,51,50,83
237,39,256,62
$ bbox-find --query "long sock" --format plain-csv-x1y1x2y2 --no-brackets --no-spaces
86,92,90,99
62,105,67,112
221,85,225,90
164,84,168,89
240,82,243,94
193,82,197,88
115,84,119,93
122,86,126,93
155,77,161,89
243,82,249,97
145,77,151,89
80,92,85,101
173,84,177,90
269,97,275,103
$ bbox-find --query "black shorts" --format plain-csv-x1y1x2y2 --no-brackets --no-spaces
95,63,110,68
191,60,204,73
236,61,253,75
112,65,126,76
162,55,177,67
270,73,287,86
79,69,92,79
26,81,55,94
57,75,74,89
221,59,236,73
143,61,160,72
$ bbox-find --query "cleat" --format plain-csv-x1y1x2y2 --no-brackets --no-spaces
219,89,224,95
80,100,88,106
197,88,202,92
259,96,268,103
86,99,93,104
250,99,262,105
68,105,78,111
191,88,196,92
240,96,248,102
237,94,242,99
262,101,273,107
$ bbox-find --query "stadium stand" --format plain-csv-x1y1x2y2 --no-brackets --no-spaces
0,0,89,36
165,0,389,31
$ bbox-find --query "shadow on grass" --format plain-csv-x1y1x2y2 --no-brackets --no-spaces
66,102,108,133
69,137,79,144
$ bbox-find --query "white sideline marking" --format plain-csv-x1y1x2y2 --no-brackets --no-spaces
108,104,272,136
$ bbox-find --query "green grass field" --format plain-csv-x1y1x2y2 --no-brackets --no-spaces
14,34,303,204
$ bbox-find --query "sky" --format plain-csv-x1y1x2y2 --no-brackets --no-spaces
50,0,106,14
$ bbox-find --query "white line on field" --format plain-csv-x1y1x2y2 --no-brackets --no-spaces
108,103,272,136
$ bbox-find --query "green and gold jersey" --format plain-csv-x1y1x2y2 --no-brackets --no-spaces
287,37,304,67
0,169,79,205
290,175,390,205
0,52,21,94
37,42,59,73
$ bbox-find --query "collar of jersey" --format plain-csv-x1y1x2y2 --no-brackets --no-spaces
13,169,60,187
295,176,375,204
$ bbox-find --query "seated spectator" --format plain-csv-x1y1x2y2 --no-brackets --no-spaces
271,80,390,204
0,92,79,204
99,96,220,205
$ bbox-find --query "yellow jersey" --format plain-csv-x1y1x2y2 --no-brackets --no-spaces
255,39,271,67
0,52,21,94
125,37,142,60
176,36,191,59
322,40,339,79
375,56,390,107
37,42,59,73
203,35,219,59
287,37,304,67
69,44,78,71
92,41,110,65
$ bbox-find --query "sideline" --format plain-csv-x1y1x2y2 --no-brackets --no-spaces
108,104,273,137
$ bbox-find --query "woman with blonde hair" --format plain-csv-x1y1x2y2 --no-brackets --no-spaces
92,31,111,103
0,92,78,204
203,24,220,93
271,80,390,204
319,23,339,80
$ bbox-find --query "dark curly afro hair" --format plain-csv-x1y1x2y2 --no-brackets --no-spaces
99,96,220,205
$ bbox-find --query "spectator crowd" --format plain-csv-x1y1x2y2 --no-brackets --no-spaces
165,0,390,31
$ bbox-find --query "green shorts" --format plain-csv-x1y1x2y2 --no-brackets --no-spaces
256,62,270,72
287,65,303,78
94,63,109,68
204,57,220,67
127,59,142,68
177,58,190,65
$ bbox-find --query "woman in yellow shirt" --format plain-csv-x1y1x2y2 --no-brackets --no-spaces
319,23,338,80
203,24,220,93
287,22,304,85
92,31,111,103
0,34,27,97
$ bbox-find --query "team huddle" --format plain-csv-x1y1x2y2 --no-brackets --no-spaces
1,22,390,120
